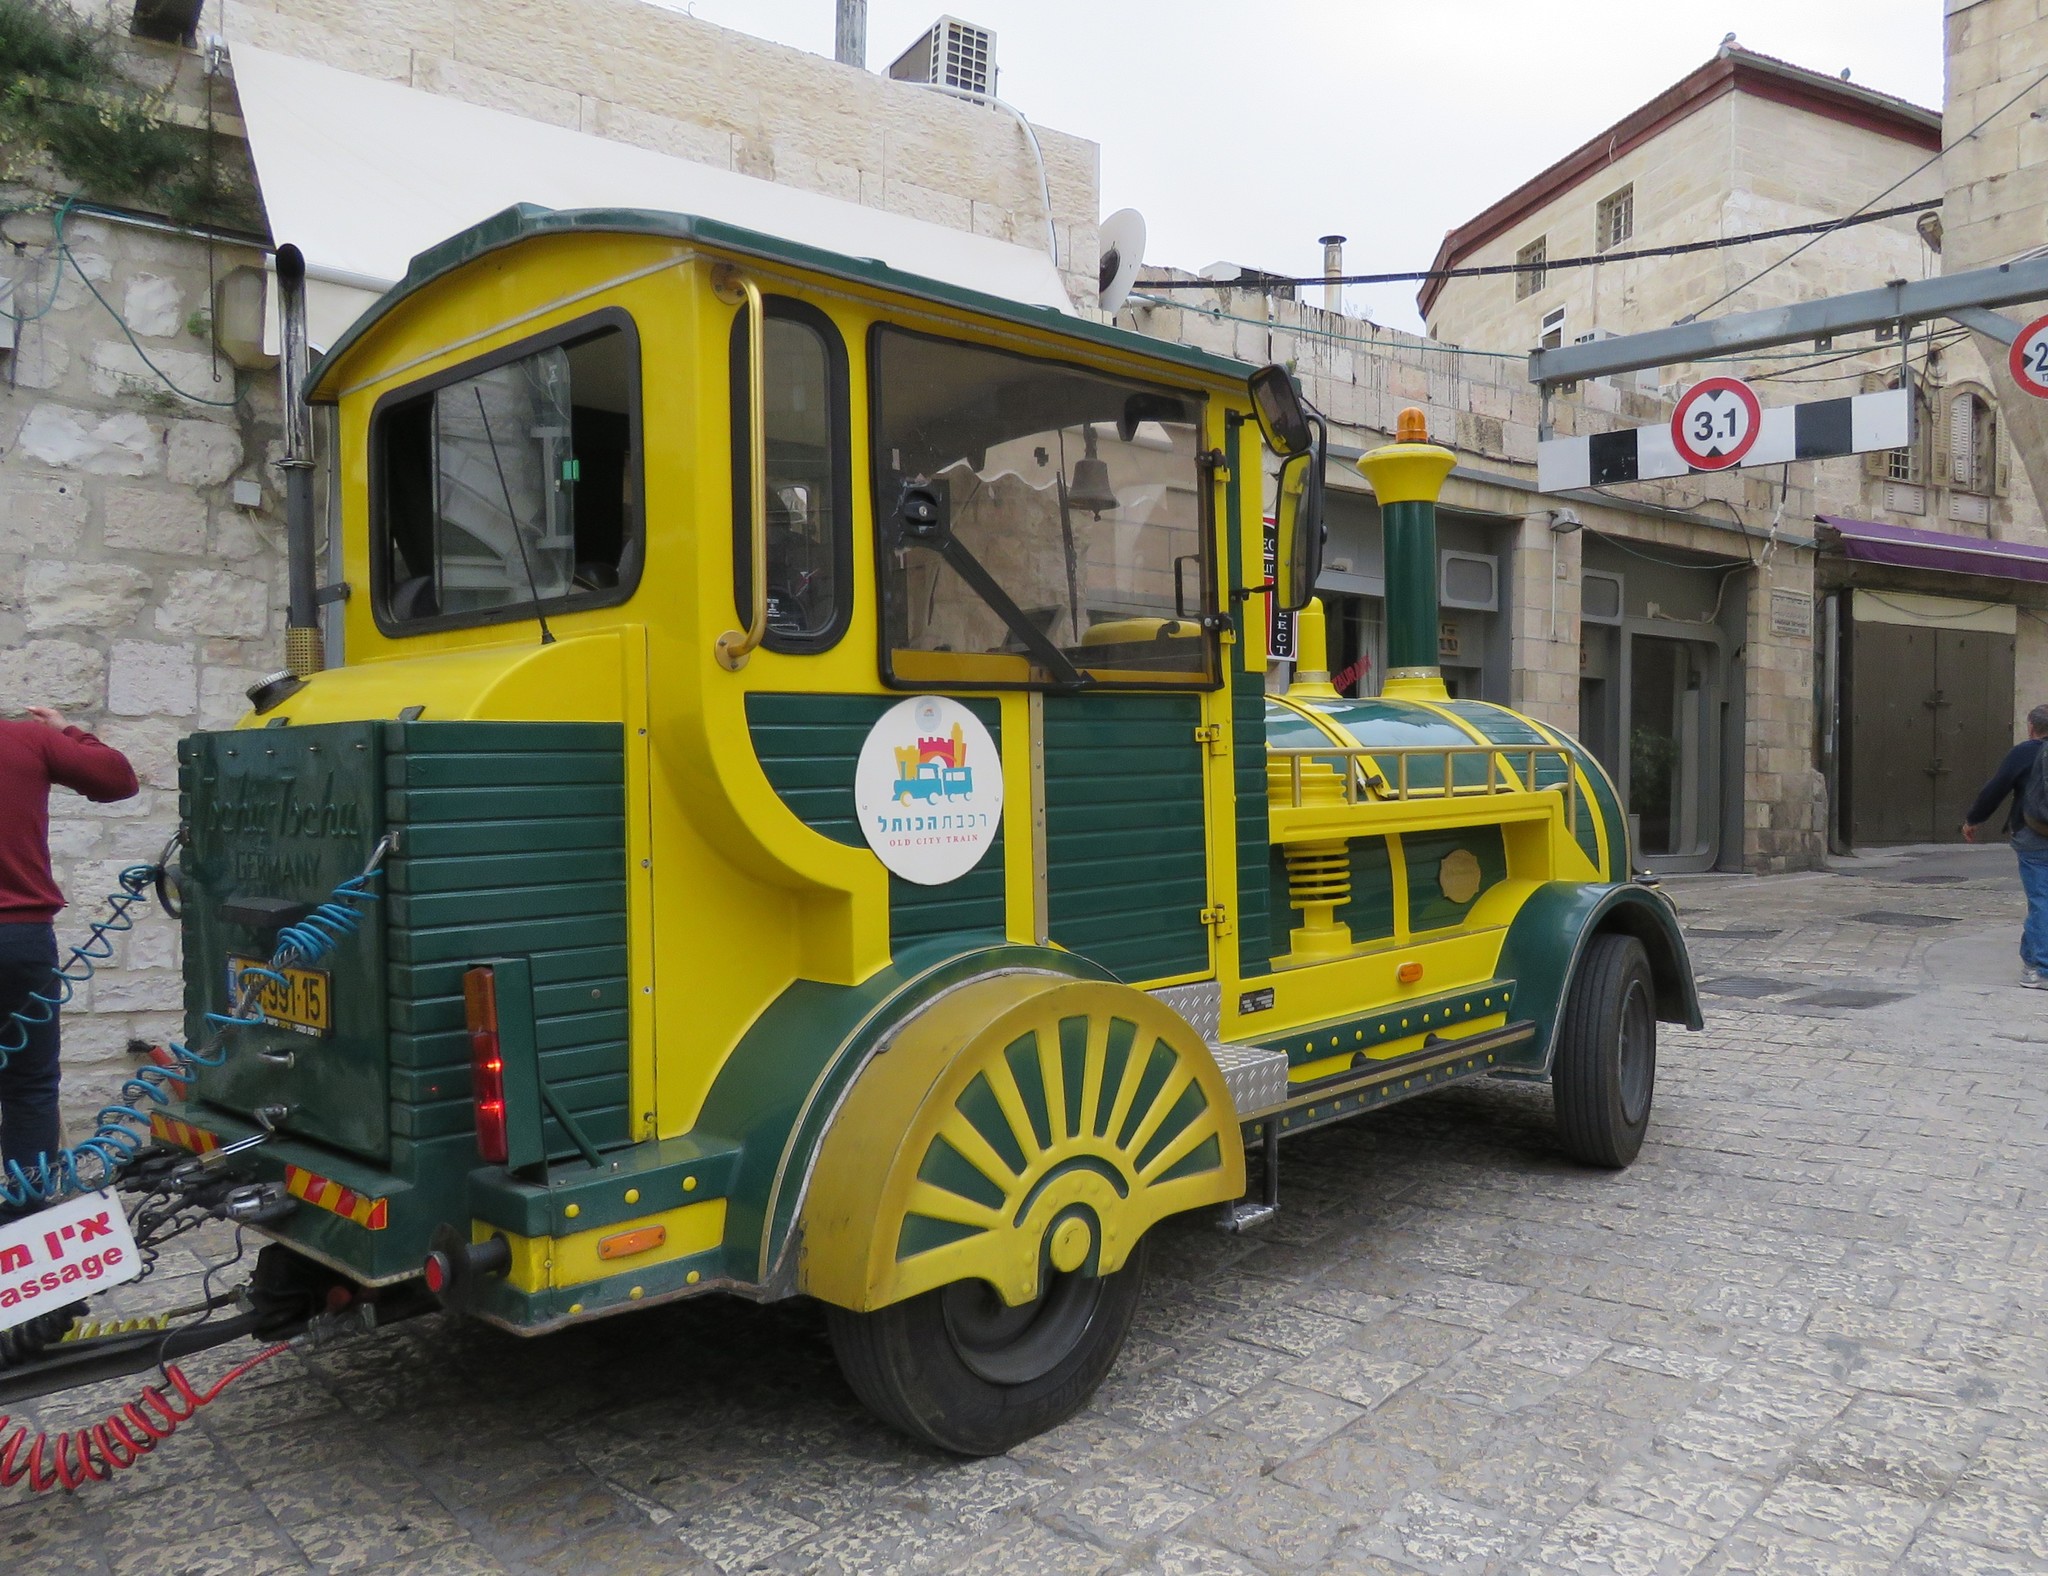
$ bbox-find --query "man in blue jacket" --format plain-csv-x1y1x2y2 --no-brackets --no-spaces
1963,703,2048,989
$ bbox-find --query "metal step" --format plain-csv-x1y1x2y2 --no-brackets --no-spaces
1209,1043,1290,1119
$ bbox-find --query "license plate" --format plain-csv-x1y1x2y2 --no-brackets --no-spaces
0,1192,143,1333
228,956,332,1038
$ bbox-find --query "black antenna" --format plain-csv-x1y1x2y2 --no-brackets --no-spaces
473,387,555,645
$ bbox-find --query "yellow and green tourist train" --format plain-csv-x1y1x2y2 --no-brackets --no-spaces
159,206,1700,1454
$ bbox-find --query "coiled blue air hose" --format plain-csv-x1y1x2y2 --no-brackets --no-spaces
0,849,387,1209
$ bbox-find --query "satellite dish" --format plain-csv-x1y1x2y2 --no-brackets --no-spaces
1097,208,1147,314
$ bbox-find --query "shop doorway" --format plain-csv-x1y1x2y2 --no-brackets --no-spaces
1625,633,1721,869
1844,606,2015,844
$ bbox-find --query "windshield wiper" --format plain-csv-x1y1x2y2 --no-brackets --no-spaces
474,388,556,646
894,482,1091,690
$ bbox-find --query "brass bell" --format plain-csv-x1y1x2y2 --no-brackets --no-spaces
1066,424,1119,518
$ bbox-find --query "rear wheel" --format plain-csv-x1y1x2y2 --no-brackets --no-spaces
1552,933,1657,1168
826,1241,1147,1455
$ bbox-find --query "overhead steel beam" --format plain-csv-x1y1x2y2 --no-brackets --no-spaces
1528,255,2048,386
1947,306,2027,346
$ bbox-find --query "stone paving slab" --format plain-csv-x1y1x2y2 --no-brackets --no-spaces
9,842,2048,1573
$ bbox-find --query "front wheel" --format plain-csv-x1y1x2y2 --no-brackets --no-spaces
826,1242,1147,1456
1552,933,1657,1168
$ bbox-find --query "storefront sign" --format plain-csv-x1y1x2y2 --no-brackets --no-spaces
854,696,1004,886
1769,590,1813,639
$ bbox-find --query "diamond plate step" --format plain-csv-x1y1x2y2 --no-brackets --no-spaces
1209,1043,1289,1118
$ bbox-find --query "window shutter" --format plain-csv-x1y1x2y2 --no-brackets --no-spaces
1949,392,1975,487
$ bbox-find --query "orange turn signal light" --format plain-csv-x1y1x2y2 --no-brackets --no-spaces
1396,961,1424,986
598,1225,667,1262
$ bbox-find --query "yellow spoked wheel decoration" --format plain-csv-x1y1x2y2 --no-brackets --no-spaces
797,974,1245,1311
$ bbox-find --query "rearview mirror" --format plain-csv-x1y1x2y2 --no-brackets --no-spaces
1248,365,1313,458
1272,420,1327,614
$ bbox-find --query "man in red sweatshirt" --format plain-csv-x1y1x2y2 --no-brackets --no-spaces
0,706,139,1204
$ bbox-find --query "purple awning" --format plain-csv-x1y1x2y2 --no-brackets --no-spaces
1816,514,2048,585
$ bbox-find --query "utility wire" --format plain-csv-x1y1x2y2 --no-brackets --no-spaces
1683,65,2048,321
1131,201,1941,294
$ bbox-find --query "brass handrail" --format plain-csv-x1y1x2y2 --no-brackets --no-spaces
1269,743,1578,826
714,265,768,671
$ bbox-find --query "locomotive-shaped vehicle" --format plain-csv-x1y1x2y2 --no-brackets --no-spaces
134,207,1696,1453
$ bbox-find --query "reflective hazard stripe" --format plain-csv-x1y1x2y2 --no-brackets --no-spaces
284,1164,388,1231
148,1113,219,1155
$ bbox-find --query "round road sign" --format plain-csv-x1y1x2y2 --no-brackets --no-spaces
1671,376,1763,471
2009,313,2048,399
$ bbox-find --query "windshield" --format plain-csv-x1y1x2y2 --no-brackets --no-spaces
873,329,1213,689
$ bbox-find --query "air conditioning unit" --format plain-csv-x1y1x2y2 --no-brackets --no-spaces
888,16,996,98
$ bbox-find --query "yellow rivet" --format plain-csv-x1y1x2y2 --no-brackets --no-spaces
629,1286,644,1301
683,1175,698,1192
1049,1216,1092,1274
1329,1036,1338,1047
568,1302,583,1315
686,1270,700,1285
624,1188,640,1205
564,1204,580,1219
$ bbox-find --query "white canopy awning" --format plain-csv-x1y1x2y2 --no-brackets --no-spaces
228,43,1075,351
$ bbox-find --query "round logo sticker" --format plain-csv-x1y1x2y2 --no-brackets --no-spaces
854,696,1005,886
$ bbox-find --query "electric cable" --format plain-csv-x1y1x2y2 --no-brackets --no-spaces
59,239,240,409
0,843,390,1209
1131,200,1944,295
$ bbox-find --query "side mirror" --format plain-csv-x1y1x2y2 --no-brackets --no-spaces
1272,419,1327,614
1248,365,1313,458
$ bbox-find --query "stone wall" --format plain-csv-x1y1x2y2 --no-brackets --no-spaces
0,208,282,1098
215,0,1103,307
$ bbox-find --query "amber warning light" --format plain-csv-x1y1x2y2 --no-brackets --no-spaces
463,966,509,1165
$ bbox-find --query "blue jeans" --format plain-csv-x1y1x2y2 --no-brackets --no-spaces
2019,846,2048,972
0,922,60,1204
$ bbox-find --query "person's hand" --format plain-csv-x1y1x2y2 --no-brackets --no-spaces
1962,821,1981,843
23,706,66,731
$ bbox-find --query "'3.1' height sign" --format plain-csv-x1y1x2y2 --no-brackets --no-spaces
1670,376,1763,471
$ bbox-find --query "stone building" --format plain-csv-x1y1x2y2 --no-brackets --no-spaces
1423,41,2048,853
1123,273,1823,878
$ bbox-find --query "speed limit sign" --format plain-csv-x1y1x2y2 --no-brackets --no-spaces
1670,376,1763,470
2008,313,2048,398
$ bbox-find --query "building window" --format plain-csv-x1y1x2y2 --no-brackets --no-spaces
1948,390,1996,495
1596,185,1634,252
1539,306,1566,350
1515,237,1547,299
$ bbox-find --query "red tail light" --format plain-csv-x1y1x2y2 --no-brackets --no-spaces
463,966,509,1165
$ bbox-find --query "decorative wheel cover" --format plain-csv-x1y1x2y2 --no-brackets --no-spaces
798,975,1245,1310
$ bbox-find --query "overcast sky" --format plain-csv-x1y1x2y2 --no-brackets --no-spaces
654,0,1945,331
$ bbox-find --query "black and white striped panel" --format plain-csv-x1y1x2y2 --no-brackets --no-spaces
1537,388,1909,492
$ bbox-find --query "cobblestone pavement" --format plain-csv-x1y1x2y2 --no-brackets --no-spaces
9,842,2048,1575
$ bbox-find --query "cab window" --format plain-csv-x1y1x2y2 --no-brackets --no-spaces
372,312,640,632
732,299,851,651
871,328,1213,690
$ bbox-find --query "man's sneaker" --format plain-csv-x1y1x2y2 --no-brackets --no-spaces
2025,968,2048,990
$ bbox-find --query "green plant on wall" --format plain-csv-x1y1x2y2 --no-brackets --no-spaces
1,0,249,224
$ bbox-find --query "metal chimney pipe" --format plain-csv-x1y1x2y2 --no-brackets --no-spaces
834,0,867,67
1318,234,1346,314
275,243,322,677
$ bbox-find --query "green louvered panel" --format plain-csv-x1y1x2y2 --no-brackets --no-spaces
746,693,1007,950
383,721,633,1159
1232,671,1273,978
1402,824,1508,934
1043,694,1210,982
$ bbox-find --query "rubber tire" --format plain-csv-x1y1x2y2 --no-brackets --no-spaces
1552,933,1657,1169
826,1242,1148,1456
